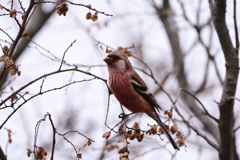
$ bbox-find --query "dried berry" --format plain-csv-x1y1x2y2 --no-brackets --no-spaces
102,131,111,139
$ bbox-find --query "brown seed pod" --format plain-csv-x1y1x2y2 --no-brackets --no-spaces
164,124,170,131
129,132,136,140
137,134,144,142
158,128,164,134
102,131,111,139
176,139,185,147
9,9,16,18
164,110,169,115
170,124,178,134
176,131,182,139
168,112,173,118
125,130,132,139
27,150,31,157
91,11,98,22
86,12,92,20
118,124,123,132
133,122,139,129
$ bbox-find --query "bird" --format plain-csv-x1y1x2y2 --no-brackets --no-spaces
104,50,179,150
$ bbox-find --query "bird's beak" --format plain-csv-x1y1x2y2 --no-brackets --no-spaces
104,57,113,64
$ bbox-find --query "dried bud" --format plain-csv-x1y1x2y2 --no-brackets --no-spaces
148,125,157,135
168,112,173,118
83,143,87,148
106,46,112,53
0,55,9,62
8,138,12,143
176,139,185,147
87,139,92,146
9,9,16,18
121,47,127,53
129,132,136,140
3,46,9,53
36,149,43,159
164,124,169,131
27,150,31,157
176,131,182,139
164,110,169,115
102,131,111,139
137,134,144,142
118,124,123,132
21,14,25,20
86,12,92,20
125,130,132,139
22,32,29,38
87,4,91,9
173,123,178,131
0,5,3,9
6,129,12,134
133,122,139,129
117,46,123,51
119,154,128,160
77,153,82,159
170,124,178,134
118,147,127,154
125,51,132,57
56,3,68,16
158,128,164,134
134,129,141,138
43,150,47,156
91,11,98,22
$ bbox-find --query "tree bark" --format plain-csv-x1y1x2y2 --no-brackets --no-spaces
209,0,239,160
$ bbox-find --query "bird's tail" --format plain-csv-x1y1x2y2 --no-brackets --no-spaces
156,118,180,150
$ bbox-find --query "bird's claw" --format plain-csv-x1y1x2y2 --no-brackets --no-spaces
118,113,129,120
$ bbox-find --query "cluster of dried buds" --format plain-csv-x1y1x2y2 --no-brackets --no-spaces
0,54,21,76
56,3,68,16
123,123,144,142
103,142,119,152
117,46,132,57
9,9,16,18
118,147,129,160
27,147,47,160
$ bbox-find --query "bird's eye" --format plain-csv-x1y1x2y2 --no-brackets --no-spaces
115,56,120,60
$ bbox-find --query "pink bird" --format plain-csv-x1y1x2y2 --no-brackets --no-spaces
104,51,179,150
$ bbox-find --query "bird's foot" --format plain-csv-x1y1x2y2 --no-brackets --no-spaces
118,112,134,120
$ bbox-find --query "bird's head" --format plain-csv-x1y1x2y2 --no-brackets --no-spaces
104,51,132,74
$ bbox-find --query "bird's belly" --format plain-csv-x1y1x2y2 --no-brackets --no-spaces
110,75,152,113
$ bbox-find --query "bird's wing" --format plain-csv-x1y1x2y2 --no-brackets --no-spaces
130,72,162,112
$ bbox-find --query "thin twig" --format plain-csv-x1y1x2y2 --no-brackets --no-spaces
0,28,14,42
233,0,239,50
59,40,76,71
